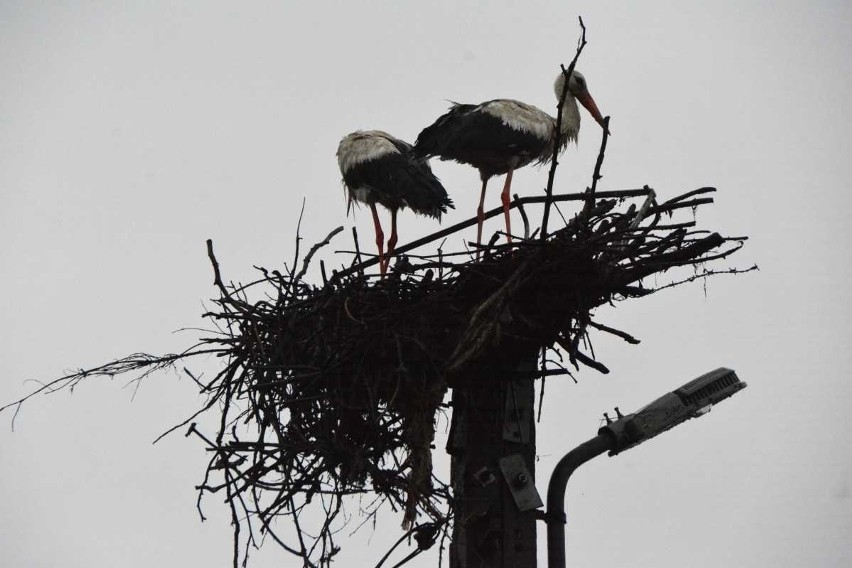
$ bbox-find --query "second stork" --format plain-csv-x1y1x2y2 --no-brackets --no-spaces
338,130,453,276
414,69,607,256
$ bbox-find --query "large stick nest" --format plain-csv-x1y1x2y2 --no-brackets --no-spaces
183,182,750,566
0,188,755,568
0,184,753,568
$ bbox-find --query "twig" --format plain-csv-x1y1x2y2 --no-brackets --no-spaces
653,264,759,291
588,320,640,344
352,226,363,270
290,198,306,283
294,226,344,283
580,115,611,220
207,239,230,299
0,348,220,420
573,349,610,374
542,16,588,239
628,187,656,229
647,197,714,216
513,193,530,240
660,186,716,204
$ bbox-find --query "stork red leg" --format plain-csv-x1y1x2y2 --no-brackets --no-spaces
385,208,398,274
476,178,488,260
369,203,386,277
500,168,514,246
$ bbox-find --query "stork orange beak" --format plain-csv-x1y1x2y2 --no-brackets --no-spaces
577,92,609,134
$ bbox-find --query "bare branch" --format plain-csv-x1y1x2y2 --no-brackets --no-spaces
542,16,588,239
294,226,344,284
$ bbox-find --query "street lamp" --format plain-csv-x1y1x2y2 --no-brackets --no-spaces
545,367,747,568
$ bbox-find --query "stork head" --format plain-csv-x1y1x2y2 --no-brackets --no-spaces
554,70,607,132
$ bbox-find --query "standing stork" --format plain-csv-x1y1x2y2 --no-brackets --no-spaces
337,130,453,276
414,70,606,256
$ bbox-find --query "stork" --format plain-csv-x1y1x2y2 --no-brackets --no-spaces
414,70,606,257
337,130,453,276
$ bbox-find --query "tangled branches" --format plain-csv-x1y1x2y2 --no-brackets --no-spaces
183,181,751,567
0,180,753,568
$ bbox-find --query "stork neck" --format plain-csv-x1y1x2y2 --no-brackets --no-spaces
557,94,581,142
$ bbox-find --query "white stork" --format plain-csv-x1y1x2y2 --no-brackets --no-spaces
414,70,606,256
337,130,453,276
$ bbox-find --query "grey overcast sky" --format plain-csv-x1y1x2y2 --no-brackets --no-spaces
1,1,850,567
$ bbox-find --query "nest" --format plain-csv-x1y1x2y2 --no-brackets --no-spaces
0,183,754,568
1,93,754,568
175,182,749,566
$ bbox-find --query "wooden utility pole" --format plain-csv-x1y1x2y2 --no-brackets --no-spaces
448,359,541,567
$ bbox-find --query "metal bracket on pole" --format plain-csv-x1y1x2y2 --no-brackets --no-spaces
499,454,543,511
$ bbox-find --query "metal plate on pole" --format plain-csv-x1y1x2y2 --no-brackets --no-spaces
498,454,543,511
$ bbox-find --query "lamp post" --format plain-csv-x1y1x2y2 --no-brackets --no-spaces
545,367,747,568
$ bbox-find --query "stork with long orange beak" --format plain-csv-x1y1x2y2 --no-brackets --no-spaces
414,69,606,256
